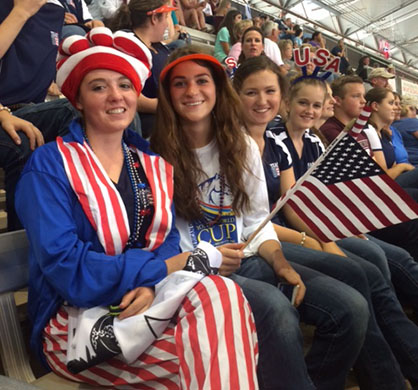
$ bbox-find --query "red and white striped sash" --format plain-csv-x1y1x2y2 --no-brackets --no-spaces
56,137,173,255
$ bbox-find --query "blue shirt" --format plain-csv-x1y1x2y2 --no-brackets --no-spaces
266,121,324,180
0,1,64,105
263,130,292,225
393,118,418,166
390,126,410,164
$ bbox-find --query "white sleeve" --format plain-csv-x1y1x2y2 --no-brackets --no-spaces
81,0,94,20
242,137,280,257
363,125,382,151
264,39,284,66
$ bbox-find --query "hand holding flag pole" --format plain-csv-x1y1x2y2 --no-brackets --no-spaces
242,106,373,249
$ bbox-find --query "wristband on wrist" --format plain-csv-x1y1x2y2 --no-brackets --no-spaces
300,232,306,246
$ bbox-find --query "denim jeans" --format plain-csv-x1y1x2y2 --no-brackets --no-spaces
289,241,418,389
231,252,369,390
337,236,392,283
1,99,142,230
373,238,418,312
281,243,407,390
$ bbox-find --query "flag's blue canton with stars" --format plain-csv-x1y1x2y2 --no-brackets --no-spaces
312,134,383,184
286,133,418,242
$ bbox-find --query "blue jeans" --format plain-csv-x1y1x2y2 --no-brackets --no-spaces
289,242,418,389
231,253,369,390
341,235,418,312
337,237,392,283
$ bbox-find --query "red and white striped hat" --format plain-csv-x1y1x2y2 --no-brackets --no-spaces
56,27,152,107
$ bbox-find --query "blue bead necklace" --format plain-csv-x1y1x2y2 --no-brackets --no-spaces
83,131,149,247
122,142,150,248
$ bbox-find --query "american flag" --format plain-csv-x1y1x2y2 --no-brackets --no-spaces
285,133,418,242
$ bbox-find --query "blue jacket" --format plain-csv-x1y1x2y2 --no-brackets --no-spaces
15,120,181,365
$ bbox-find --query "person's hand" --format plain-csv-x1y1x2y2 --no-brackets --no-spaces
64,12,78,24
118,286,155,320
399,163,415,172
320,241,347,257
48,82,61,97
14,0,46,18
275,265,306,307
85,19,105,29
218,242,244,276
0,113,44,150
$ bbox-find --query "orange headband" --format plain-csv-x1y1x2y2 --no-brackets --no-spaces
160,53,225,82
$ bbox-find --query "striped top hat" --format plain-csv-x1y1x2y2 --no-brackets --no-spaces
57,27,152,107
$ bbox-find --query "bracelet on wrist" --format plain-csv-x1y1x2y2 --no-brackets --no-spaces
0,106,12,115
300,232,306,247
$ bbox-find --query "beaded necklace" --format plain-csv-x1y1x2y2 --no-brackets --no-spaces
83,131,150,248
122,142,151,248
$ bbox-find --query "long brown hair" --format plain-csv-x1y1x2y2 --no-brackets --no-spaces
151,46,250,221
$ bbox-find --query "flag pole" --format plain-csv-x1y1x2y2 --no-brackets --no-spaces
242,107,371,249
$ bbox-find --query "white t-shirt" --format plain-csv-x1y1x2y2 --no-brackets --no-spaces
175,135,280,257
264,38,284,66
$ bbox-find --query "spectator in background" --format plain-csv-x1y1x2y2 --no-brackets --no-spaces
214,9,241,62
110,0,177,138
356,55,370,80
261,20,284,68
293,24,303,47
213,0,230,30
387,64,396,75
331,39,350,74
364,67,395,93
228,19,253,61
309,31,325,48
162,10,191,51
393,96,418,167
87,0,123,22
252,15,262,28
279,39,295,73
0,0,80,231
60,0,104,39
279,17,295,42
179,0,207,31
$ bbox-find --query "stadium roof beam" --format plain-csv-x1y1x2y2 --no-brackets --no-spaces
341,0,417,36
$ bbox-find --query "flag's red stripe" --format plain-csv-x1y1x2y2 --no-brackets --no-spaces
380,174,418,214
183,297,205,388
288,189,343,241
71,145,115,255
303,180,362,235
211,277,239,389
234,281,257,389
85,147,129,247
174,302,192,389
194,279,223,390
291,188,346,238
57,139,97,231
361,176,414,222
343,180,394,226
325,183,378,231
150,156,169,250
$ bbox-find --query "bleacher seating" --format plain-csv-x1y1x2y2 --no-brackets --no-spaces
0,230,96,389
